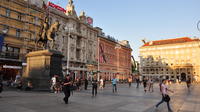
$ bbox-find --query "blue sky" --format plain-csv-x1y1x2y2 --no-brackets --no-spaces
49,0,200,61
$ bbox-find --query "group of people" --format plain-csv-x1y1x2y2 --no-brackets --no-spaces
142,77,154,93
57,74,120,104
50,75,90,94
0,73,33,91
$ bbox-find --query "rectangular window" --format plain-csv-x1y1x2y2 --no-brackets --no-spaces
13,47,20,58
35,17,38,24
16,29,20,37
2,46,20,59
6,9,10,17
0,46,6,57
7,46,13,52
18,14,21,20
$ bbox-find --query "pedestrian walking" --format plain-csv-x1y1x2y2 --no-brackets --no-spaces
50,75,57,93
76,78,81,91
63,75,72,104
55,76,62,93
128,76,132,88
155,79,174,112
148,78,154,92
99,78,104,90
70,80,76,96
186,77,191,91
84,78,88,90
92,78,98,97
112,76,118,93
136,77,140,88
103,79,106,88
143,77,148,93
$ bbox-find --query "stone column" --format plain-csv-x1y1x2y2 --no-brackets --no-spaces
24,50,63,91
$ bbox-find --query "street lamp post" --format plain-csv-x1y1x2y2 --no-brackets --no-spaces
97,37,100,81
64,24,73,75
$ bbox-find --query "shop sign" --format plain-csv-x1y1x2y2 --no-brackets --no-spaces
3,65,22,69
48,2,66,13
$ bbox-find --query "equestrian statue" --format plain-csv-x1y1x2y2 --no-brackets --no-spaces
36,17,60,49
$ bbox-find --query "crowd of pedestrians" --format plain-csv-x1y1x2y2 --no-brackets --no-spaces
0,70,195,112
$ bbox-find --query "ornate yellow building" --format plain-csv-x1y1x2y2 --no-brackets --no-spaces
139,37,200,82
0,0,44,80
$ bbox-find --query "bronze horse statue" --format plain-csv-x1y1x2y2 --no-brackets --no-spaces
37,17,60,49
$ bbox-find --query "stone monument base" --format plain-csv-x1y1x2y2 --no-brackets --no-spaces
23,50,63,91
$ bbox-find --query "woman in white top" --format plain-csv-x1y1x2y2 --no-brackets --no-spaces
99,78,104,90
155,79,174,112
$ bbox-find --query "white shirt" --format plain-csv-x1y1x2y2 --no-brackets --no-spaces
51,77,56,85
100,79,104,85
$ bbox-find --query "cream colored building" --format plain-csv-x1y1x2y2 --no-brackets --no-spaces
139,37,200,82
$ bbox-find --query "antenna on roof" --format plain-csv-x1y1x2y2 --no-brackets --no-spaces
141,38,146,44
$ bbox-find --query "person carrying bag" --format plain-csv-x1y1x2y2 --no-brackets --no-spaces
155,79,174,112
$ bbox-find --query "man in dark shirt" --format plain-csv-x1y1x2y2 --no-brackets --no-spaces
186,77,191,91
63,75,72,104
92,78,98,97
84,79,88,90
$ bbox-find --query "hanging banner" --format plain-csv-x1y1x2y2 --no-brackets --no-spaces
0,35,4,51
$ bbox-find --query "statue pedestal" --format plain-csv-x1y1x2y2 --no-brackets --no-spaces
24,50,63,91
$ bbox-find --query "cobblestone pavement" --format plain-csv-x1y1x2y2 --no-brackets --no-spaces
0,83,199,112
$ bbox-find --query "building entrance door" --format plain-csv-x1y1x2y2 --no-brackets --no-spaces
181,73,186,81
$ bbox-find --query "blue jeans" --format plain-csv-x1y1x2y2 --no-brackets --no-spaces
112,84,117,93
156,95,172,112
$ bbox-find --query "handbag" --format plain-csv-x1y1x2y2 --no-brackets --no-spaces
163,94,170,102
70,85,77,91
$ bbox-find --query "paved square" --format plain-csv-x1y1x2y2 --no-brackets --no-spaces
0,83,199,112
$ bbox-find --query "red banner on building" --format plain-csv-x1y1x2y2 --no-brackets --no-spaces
48,2,66,13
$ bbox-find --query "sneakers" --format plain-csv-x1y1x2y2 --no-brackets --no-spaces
153,106,158,112
63,98,68,104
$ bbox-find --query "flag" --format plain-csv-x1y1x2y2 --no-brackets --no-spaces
0,35,5,51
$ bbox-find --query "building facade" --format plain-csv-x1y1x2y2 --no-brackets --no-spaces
139,37,200,82
0,0,132,82
46,1,98,78
0,0,44,80
96,28,132,81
